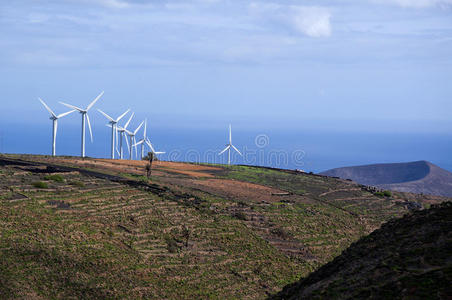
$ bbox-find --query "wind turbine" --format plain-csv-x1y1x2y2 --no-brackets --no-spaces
218,124,242,165
38,98,75,156
125,121,144,160
59,91,104,158
133,119,165,159
116,112,134,159
98,108,130,159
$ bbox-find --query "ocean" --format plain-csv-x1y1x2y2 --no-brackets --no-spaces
1,123,451,173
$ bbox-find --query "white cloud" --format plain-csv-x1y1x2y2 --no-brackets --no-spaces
290,7,331,37
92,0,129,9
373,0,452,7
249,3,331,38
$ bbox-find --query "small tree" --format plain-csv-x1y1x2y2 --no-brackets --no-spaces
182,226,190,248
145,152,154,178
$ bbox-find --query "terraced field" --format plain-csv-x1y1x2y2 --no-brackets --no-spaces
0,155,448,299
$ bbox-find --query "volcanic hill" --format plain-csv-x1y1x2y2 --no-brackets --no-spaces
320,161,452,197
271,202,452,300
0,154,449,299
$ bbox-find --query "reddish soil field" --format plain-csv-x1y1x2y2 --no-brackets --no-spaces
45,157,221,178
172,178,303,204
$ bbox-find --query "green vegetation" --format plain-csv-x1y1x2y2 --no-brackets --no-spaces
69,180,84,187
32,181,48,188
44,174,64,182
374,190,392,197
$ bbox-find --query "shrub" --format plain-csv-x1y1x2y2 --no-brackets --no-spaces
374,190,392,197
165,237,180,253
271,227,290,239
233,211,247,221
44,174,64,182
32,181,48,189
69,181,84,187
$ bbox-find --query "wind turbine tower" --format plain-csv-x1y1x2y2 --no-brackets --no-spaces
38,98,75,156
125,121,144,160
60,91,104,158
98,108,130,159
219,124,242,165
116,112,134,160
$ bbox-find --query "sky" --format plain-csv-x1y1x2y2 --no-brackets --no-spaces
0,0,451,169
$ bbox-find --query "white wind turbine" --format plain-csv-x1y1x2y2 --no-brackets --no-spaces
218,124,242,165
133,119,165,159
116,112,134,160
38,98,75,157
98,108,130,159
59,91,104,158
125,121,144,160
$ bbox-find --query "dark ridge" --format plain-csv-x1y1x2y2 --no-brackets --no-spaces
270,202,452,300
320,160,430,185
320,161,452,197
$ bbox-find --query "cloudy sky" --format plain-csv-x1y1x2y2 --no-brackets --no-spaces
1,0,451,132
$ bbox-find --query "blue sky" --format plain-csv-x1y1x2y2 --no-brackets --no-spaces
1,0,451,133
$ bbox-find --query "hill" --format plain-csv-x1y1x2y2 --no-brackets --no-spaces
0,154,449,298
271,202,452,299
320,161,452,197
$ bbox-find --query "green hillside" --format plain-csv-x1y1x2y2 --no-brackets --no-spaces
271,202,452,299
0,155,447,299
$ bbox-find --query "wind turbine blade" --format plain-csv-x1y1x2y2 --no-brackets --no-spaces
38,98,57,118
154,152,165,155
97,109,115,122
134,121,144,135
124,129,132,135
124,112,134,130
143,118,147,137
57,110,75,119
133,140,144,147
219,145,230,155
229,124,232,143
145,138,156,153
231,144,242,156
116,109,130,122
86,91,104,111
86,114,93,143
59,101,84,112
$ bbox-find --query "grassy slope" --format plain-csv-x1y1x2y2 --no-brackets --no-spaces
0,156,446,299
271,202,452,299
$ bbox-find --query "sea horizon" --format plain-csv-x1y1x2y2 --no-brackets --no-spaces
2,123,451,173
